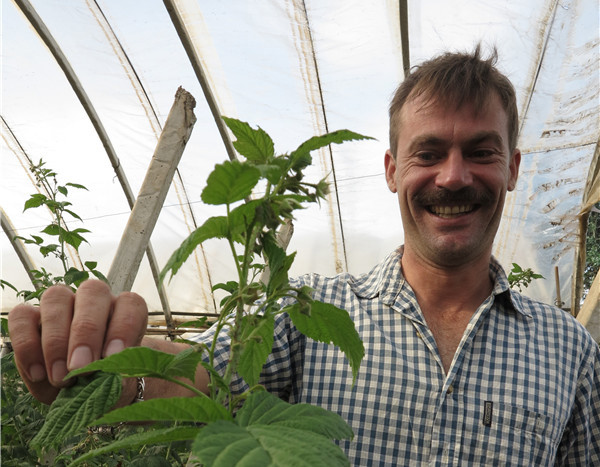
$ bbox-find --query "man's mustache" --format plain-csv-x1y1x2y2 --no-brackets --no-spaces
413,187,494,206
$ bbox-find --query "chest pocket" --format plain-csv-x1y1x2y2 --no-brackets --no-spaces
461,401,563,465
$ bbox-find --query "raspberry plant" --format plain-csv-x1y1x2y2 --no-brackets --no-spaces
31,117,369,466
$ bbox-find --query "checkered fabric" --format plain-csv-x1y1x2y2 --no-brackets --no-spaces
190,247,600,466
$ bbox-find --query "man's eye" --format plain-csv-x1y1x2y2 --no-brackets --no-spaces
471,149,494,158
417,152,439,162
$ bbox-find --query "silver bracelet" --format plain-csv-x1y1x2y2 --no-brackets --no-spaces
134,377,145,403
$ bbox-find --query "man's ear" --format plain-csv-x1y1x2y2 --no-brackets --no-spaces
384,150,398,193
507,148,521,191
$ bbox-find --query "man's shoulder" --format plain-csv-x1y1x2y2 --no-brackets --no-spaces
510,290,598,355
290,249,402,300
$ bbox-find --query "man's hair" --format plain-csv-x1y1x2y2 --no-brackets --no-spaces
388,45,519,157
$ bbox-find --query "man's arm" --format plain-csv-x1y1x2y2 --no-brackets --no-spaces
555,342,600,465
8,279,210,406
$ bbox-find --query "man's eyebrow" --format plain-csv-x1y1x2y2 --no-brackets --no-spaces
465,131,505,148
407,135,447,152
407,131,505,152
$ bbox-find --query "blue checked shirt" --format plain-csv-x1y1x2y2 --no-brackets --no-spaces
191,248,600,465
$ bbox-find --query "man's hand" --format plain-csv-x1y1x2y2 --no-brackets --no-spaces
7,280,148,405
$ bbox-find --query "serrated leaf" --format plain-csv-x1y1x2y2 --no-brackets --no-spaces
160,216,229,283
192,392,351,466
290,130,373,164
222,116,275,162
65,182,88,190
23,194,47,211
211,281,239,293
256,164,283,184
165,346,205,380
68,426,201,466
201,160,261,205
41,223,61,236
67,346,203,382
229,199,263,237
92,396,231,425
236,391,353,440
64,208,83,221
31,373,121,450
61,230,88,249
90,268,108,283
238,315,274,387
63,267,88,285
288,301,364,384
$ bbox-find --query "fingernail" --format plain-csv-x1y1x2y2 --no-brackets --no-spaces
69,346,92,370
51,360,68,383
29,363,47,382
104,339,125,357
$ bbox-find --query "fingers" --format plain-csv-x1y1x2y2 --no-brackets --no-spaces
8,279,148,406
66,280,112,372
103,291,148,358
39,285,76,385
8,303,61,404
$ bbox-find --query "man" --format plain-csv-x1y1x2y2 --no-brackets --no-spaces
9,47,600,465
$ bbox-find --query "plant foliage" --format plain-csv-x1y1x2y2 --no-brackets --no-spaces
508,262,544,293
30,117,369,465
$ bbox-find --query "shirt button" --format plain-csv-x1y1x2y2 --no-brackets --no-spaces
415,331,422,339
447,385,454,394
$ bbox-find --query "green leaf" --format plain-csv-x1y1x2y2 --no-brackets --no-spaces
64,208,83,221
160,216,229,283
288,301,364,384
39,244,59,256
238,315,275,387
90,268,109,283
192,392,352,467
41,223,61,237
263,233,295,294
93,396,231,425
65,182,88,190
66,346,204,383
57,185,68,196
222,116,275,163
84,261,98,269
165,346,206,381
289,130,374,168
23,194,47,211
31,373,122,450
68,426,201,466
256,164,283,184
201,160,261,205
236,391,353,440
212,281,239,294
63,267,89,285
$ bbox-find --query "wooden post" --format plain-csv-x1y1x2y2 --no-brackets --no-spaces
107,88,196,313
554,266,563,309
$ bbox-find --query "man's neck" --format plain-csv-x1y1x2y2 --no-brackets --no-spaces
400,246,494,316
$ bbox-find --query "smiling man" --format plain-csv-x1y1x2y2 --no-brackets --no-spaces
8,47,599,465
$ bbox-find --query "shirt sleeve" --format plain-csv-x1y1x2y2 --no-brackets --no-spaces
555,341,600,466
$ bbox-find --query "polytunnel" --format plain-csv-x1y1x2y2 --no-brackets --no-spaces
1,0,599,338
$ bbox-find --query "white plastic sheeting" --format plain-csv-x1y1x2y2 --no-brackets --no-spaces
2,0,598,323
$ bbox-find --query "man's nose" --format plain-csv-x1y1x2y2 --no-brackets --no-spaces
435,150,473,190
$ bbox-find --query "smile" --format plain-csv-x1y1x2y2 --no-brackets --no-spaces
429,205,475,218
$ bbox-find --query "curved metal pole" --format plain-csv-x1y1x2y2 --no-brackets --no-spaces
163,0,238,162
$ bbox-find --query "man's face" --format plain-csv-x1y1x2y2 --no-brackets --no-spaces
384,93,521,268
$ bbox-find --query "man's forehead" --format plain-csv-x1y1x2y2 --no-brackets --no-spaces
402,91,501,118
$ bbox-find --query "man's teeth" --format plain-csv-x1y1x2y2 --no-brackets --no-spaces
430,205,474,218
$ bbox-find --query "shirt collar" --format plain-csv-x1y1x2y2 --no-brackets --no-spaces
350,246,531,318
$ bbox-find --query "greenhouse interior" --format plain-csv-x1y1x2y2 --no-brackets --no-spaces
2,0,599,338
